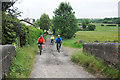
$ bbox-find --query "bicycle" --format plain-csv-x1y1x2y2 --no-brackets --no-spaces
38,43,43,55
56,43,61,53
51,39,54,45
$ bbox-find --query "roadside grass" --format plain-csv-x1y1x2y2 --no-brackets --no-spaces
7,43,38,78
71,50,120,78
62,39,83,48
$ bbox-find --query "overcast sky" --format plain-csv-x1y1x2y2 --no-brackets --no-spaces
14,0,120,19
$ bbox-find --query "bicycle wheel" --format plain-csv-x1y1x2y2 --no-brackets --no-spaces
58,44,60,53
40,44,42,55
52,41,53,45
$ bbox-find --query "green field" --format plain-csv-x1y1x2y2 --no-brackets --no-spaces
75,23,118,42
63,23,118,48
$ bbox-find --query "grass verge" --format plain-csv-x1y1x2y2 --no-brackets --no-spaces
71,50,120,78
7,43,38,78
62,39,83,49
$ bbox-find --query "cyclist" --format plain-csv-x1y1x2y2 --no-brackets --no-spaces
55,35,62,50
51,35,54,44
37,35,45,49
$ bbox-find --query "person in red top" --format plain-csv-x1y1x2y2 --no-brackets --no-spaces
37,35,45,48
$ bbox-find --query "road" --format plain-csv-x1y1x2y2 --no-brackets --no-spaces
30,35,96,78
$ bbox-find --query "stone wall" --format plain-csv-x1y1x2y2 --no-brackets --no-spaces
0,1,2,45
83,43,120,68
0,45,15,79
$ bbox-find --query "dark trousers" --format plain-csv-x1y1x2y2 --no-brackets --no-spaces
51,39,54,43
56,43,61,50
38,43,43,49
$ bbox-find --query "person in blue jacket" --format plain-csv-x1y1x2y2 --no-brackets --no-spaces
55,35,62,50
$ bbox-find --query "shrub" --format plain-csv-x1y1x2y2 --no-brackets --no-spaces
20,23,43,47
88,24,96,31
101,24,104,26
106,25,116,26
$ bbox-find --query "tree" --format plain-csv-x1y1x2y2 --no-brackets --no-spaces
82,20,86,29
88,24,96,31
51,19,56,34
81,19,90,29
84,19,90,24
34,19,40,28
52,2,78,39
2,1,21,45
39,13,51,31
117,18,120,26
2,12,17,44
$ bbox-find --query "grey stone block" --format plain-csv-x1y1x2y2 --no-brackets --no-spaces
118,43,120,65
83,43,92,54
0,45,15,79
0,45,2,79
93,50,104,59
103,43,119,64
92,43,100,49
104,52,118,63
105,43,118,54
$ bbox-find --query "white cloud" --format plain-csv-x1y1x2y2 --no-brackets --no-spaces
14,0,120,19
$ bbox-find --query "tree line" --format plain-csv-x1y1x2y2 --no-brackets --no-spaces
78,18,120,24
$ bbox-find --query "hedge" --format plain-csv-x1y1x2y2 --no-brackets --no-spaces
20,23,43,47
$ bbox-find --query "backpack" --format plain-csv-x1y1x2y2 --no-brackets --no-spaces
39,37,43,43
